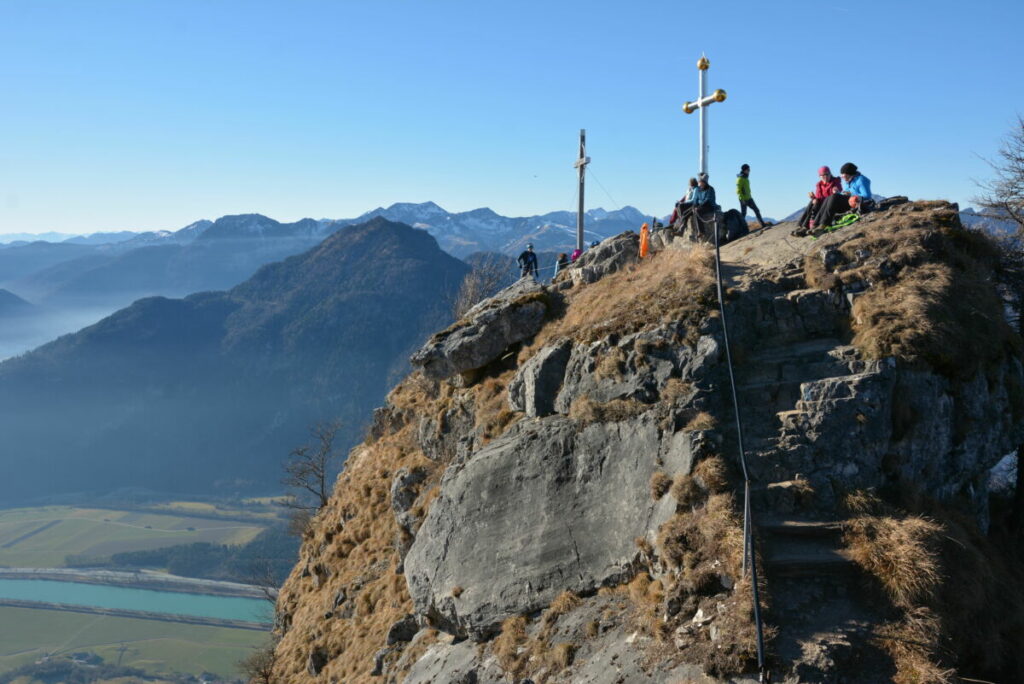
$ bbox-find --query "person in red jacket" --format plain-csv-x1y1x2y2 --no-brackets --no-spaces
795,166,842,233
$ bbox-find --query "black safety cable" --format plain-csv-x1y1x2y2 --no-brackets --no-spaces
696,210,770,683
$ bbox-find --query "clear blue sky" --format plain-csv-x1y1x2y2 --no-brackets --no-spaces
1,0,1022,234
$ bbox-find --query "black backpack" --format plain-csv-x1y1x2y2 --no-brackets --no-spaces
723,209,748,243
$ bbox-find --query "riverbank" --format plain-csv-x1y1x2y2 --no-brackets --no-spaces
0,597,269,630
0,567,270,598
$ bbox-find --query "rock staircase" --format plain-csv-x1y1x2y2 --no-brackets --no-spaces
722,267,895,681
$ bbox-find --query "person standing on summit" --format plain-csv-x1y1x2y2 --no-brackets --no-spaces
736,163,767,230
517,243,539,279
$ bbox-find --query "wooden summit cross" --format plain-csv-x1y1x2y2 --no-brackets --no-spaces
683,54,727,176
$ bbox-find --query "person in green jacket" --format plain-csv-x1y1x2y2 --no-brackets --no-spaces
736,163,767,230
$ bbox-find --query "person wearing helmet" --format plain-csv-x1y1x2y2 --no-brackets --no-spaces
793,166,843,234
736,164,767,230
517,243,539,279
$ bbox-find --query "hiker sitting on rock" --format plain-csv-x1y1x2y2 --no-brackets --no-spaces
814,162,872,229
517,243,539,279
685,173,719,241
669,177,698,228
553,252,569,278
840,162,873,212
691,173,717,218
794,166,843,234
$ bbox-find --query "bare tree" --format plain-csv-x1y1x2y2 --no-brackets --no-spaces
975,115,1024,528
453,254,515,318
239,642,278,684
975,114,1024,230
281,421,342,514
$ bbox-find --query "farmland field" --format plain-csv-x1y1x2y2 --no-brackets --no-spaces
0,605,266,678
0,506,266,568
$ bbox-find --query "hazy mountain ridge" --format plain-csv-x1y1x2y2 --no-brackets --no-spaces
0,217,469,503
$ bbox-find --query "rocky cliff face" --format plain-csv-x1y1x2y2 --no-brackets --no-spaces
270,202,1024,683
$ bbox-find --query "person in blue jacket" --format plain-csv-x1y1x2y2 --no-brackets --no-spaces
815,162,873,229
691,173,717,212
839,162,872,209
687,173,719,240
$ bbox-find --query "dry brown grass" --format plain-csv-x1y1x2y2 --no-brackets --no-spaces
683,410,717,432
645,489,765,677
841,488,884,516
875,609,956,684
658,493,744,573
843,515,943,609
594,347,627,380
693,455,729,493
660,377,693,404
493,615,529,676
270,365,531,682
650,471,672,500
568,395,650,425
525,246,717,351
471,370,522,443
804,201,1019,378
545,590,582,623
670,473,702,507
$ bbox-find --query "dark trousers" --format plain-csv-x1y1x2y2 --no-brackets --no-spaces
815,193,850,227
740,198,764,225
797,200,817,228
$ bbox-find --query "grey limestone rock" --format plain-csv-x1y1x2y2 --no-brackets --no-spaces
403,413,695,640
568,232,639,285
554,331,720,415
391,467,429,515
508,339,572,416
403,637,505,684
411,278,549,380
386,613,420,645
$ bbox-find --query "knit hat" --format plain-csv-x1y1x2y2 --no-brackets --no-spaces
740,163,750,171
840,162,858,175
818,166,831,176
698,172,709,182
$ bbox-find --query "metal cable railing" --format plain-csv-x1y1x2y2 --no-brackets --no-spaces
695,209,770,683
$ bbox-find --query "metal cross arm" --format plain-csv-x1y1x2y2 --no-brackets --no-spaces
682,89,727,114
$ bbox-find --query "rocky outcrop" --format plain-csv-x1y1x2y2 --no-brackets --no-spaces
562,231,640,285
411,278,549,380
507,339,572,417
271,203,1024,683
404,414,696,640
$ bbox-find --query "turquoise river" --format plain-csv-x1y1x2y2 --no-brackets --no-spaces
0,578,271,624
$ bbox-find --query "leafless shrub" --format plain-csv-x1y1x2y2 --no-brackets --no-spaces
281,421,344,514
453,253,515,319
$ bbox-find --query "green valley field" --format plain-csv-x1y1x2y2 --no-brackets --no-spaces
0,506,266,568
0,605,266,678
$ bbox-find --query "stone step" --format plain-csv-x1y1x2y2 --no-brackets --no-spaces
745,337,849,364
762,542,857,578
757,518,844,540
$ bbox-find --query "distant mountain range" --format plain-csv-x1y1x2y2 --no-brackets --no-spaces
0,217,468,503
0,288,33,317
